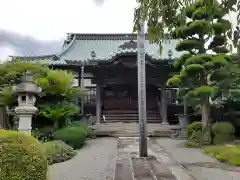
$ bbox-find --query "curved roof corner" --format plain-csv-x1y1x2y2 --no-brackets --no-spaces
56,35,77,59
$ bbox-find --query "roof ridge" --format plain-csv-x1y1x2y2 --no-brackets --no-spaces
68,33,141,40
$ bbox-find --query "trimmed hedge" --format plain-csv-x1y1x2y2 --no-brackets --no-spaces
212,122,235,145
0,130,48,180
54,126,87,149
42,140,76,165
70,123,94,138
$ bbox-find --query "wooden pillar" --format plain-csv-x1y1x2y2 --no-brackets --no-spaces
161,88,169,125
96,84,101,124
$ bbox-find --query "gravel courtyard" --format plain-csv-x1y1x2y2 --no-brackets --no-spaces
48,138,117,180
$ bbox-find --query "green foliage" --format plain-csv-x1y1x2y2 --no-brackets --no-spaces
187,121,202,138
0,130,48,180
134,0,239,55
203,145,240,166
32,127,54,142
212,122,235,144
175,39,202,51
166,0,233,140
70,123,94,138
54,126,87,149
0,61,48,106
39,102,79,129
41,140,76,165
212,122,235,134
37,69,82,98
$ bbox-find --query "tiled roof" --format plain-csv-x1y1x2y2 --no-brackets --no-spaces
59,34,182,62
11,33,182,64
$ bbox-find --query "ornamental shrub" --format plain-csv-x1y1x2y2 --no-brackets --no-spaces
187,121,202,138
70,122,94,138
54,126,87,149
0,130,48,180
42,140,76,165
212,122,235,145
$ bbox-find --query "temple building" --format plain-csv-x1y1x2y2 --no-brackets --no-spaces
11,33,183,125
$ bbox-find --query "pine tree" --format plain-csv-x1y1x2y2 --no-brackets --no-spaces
167,0,232,144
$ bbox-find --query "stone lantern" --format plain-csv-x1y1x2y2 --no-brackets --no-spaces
13,71,42,135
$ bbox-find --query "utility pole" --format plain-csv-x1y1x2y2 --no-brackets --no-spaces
137,0,148,157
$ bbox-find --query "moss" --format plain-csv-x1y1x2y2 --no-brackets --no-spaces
42,140,76,165
203,145,240,166
0,130,48,180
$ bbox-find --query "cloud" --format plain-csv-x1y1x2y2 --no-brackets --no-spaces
92,0,106,6
0,29,62,59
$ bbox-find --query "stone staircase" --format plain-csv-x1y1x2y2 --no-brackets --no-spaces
92,122,180,137
101,110,162,123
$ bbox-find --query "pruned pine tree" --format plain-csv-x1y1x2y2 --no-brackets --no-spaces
167,0,232,144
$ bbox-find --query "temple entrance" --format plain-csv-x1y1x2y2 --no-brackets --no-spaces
102,84,158,111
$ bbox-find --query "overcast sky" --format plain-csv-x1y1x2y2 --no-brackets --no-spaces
0,0,137,60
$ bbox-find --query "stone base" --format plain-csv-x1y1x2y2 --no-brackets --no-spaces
161,122,169,125
176,129,187,139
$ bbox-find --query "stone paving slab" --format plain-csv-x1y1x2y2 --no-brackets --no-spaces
154,138,240,180
114,137,179,180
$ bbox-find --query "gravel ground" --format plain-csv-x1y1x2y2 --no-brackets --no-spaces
154,138,240,180
48,138,117,180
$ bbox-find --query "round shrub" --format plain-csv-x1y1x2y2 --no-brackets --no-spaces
187,121,202,138
70,123,94,138
213,134,235,145
212,122,235,145
0,130,48,180
54,126,87,149
212,122,235,135
42,140,76,165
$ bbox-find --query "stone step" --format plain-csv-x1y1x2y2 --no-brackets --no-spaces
103,110,158,114
103,113,160,117
101,120,162,124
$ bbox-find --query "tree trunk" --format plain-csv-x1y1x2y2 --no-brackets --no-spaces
201,97,211,146
0,106,8,129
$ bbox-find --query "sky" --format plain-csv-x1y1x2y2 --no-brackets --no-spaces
0,0,137,59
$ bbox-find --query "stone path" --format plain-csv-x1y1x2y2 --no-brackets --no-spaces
154,138,240,180
48,137,240,180
48,138,117,180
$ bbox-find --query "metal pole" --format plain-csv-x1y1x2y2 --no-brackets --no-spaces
81,63,85,115
137,2,148,157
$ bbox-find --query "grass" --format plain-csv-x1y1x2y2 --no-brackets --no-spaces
203,144,240,166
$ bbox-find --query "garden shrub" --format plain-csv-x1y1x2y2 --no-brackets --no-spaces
54,126,87,149
203,145,240,166
42,140,76,165
0,130,48,180
187,121,202,138
70,122,94,138
212,122,235,145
